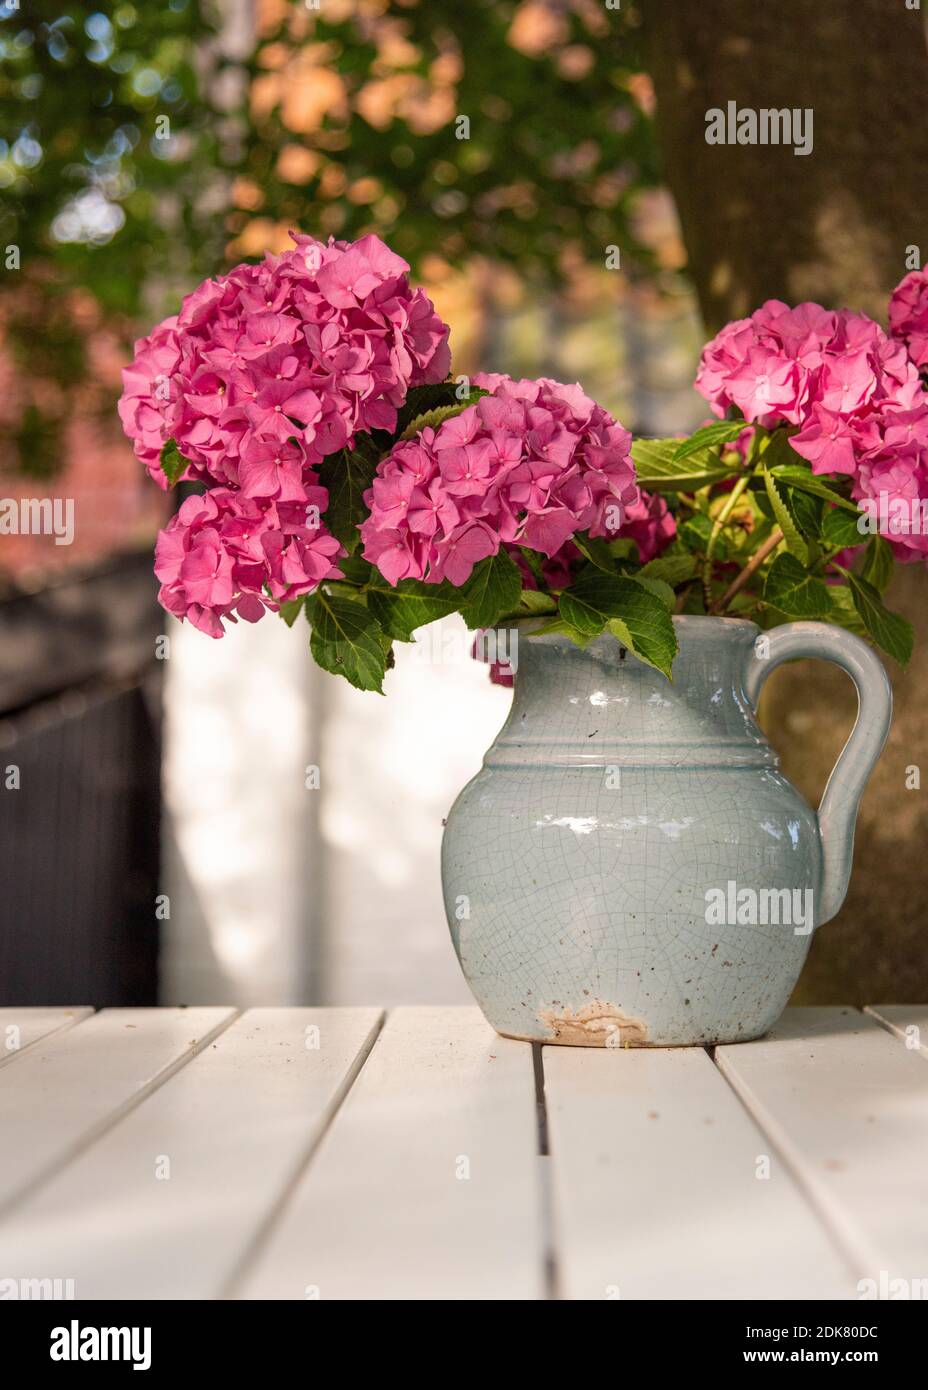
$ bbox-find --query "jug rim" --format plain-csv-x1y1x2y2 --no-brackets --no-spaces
505,613,760,641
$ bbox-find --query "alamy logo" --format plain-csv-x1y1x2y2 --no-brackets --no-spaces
858,1271,928,1300
0,1275,74,1299
705,880,814,936
857,492,928,538
705,102,813,157
50,1320,151,1371
0,497,74,545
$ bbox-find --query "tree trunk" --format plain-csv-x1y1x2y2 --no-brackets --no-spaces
645,0,928,1002
644,0,928,333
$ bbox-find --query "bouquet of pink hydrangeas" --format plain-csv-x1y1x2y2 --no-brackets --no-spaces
119,231,928,688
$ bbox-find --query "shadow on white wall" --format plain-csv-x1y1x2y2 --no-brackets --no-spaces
161,612,509,1006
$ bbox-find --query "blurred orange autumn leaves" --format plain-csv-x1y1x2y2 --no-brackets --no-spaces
0,0,688,555
228,0,661,286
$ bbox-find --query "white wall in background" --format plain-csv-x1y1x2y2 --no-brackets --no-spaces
160,609,509,1007
321,615,511,1006
160,613,320,1005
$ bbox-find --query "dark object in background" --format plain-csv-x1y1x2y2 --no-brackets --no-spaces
0,550,162,1005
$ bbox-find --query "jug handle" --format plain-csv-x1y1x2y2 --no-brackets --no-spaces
744,622,892,926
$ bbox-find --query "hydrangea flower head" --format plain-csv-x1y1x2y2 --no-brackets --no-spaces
696,297,928,561
889,269,928,373
119,231,451,491
360,374,639,586
154,486,344,638
119,232,450,633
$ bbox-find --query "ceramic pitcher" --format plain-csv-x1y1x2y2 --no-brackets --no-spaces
442,616,892,1046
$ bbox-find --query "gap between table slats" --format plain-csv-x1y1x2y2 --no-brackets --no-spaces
864,1005,928,1058
0,1007,93,1068
542,1030,856,1301
0,1007,238,1218
0,1008,383,1300
715,1006,928,1287
235,1006,545,1301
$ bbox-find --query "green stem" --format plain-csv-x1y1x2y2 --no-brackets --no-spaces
702,474,750,608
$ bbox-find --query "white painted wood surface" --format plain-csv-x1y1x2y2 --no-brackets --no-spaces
0,1007,92,1068
0,1009,382,1300
544,1042,856,1301
0,1007,235,1216
0,1004,926,1300
237,1007,544,1300
865,1004,928,1057
717,1007,928,1286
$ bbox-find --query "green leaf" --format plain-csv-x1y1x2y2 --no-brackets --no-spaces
768,463,859,512
400,402,473,440
337,555,375,585
787,487,823,540
557,572,622,638
680,511,728,557
517,589,558,615
763,468,808,564
558,571,678,677
821,506,867,551
277,598,304,628
826,584,868,637
365,575,460,642
764,552,830,620
861,535,894,594
317,437,380,553
605,589,678,677
308,591,388,693
572,533,616,571
160,438,191,488
518,546,547,586
606,537,640,561
627,572,675,610
390,382,487,440
638,552,697,587
459,549,524,629
631,437,735,493
672,420,748,462
679,582,708,615
526,616,579,640
758,427,800,469
845,572,913,667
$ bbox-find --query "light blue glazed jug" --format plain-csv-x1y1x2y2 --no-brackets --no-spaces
442,616,892,1046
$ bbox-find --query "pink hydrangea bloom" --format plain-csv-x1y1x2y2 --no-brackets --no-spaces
119,231,450,491
507,490,675,591
360,375,639,587
853,446,928,561
154,487,344,638
696,300,919,441
888,269,928,373
120,231,450,633
696,298,928,560
617,488,677,563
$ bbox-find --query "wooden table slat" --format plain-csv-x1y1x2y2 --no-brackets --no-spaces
1,1004,926,1300
864,1005,928,1058
0,1007,237,1215
716,1006,928,1285
0,1008,382,1300
0,1008,93,1068
544,1041,855,1300
236,1006,545,1301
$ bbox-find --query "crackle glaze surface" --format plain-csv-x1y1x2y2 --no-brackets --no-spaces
442,617,892,1047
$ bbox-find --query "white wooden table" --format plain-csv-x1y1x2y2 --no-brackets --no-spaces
0,1005,925,1301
